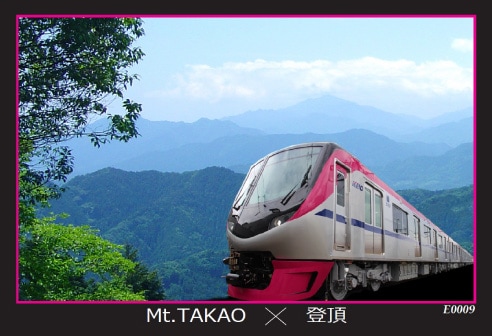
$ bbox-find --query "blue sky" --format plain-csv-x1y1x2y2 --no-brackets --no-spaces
120,15,474,122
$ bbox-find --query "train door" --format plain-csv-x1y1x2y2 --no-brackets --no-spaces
334,162,350,251
364,184,384,254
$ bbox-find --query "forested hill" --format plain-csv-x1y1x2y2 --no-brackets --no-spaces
39,167,245,300
38,167,474,300
397,186,474,254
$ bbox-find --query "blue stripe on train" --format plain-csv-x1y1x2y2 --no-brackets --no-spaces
315,208,412,241
314,209,466,258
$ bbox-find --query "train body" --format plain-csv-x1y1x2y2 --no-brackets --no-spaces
223,142,473,301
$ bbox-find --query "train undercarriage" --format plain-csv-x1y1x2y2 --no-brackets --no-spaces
224,251,465,300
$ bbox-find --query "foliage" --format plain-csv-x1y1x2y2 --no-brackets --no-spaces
17,17,159,301
157,249,230,300
19,202,145,301
123,244,166,301
18,17,145,204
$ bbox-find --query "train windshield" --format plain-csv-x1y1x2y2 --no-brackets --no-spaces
233,159,264,210
246,146,322,206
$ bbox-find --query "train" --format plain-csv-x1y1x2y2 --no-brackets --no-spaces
223,142,473,301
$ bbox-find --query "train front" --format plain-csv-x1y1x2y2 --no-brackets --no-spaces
223,143,337,301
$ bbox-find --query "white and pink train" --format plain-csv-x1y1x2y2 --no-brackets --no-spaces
223,142,473,300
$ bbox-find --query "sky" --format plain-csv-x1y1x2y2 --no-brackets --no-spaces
118,15,474,123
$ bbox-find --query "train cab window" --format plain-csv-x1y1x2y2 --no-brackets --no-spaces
232,160,264,210
336,171,345,206
392,204,408,235
247,146,321,206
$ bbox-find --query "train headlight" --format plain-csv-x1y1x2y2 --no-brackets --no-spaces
268,211,295,230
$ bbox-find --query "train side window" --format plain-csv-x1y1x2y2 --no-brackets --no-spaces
392,204,408,235
364,184,383,228
423,225,431,244
410,216,420,240
365,187,372,224
336,171,345,206
374,190,382,228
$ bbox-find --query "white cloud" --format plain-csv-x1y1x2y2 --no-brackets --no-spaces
151,57,472,102
451,38,473,53
139,57,472,121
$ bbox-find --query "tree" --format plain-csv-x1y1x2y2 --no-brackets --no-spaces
18,17,145,204
123,244,166,301
17,17,150,300
19,205,145,301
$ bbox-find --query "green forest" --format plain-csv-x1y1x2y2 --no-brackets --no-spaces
38,166,474,300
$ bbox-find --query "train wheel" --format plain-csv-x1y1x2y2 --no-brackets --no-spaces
328,281,348,301
327,272,348,301
369,280,381,292
324,262,351,300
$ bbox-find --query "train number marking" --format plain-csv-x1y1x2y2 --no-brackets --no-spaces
443,305,475,314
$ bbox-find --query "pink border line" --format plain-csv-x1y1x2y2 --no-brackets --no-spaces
15,14,477,305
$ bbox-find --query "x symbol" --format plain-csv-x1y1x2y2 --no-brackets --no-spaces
265,307,287,326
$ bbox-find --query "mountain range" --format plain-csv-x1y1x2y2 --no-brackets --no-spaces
68,94,474,191
222,94,473,143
